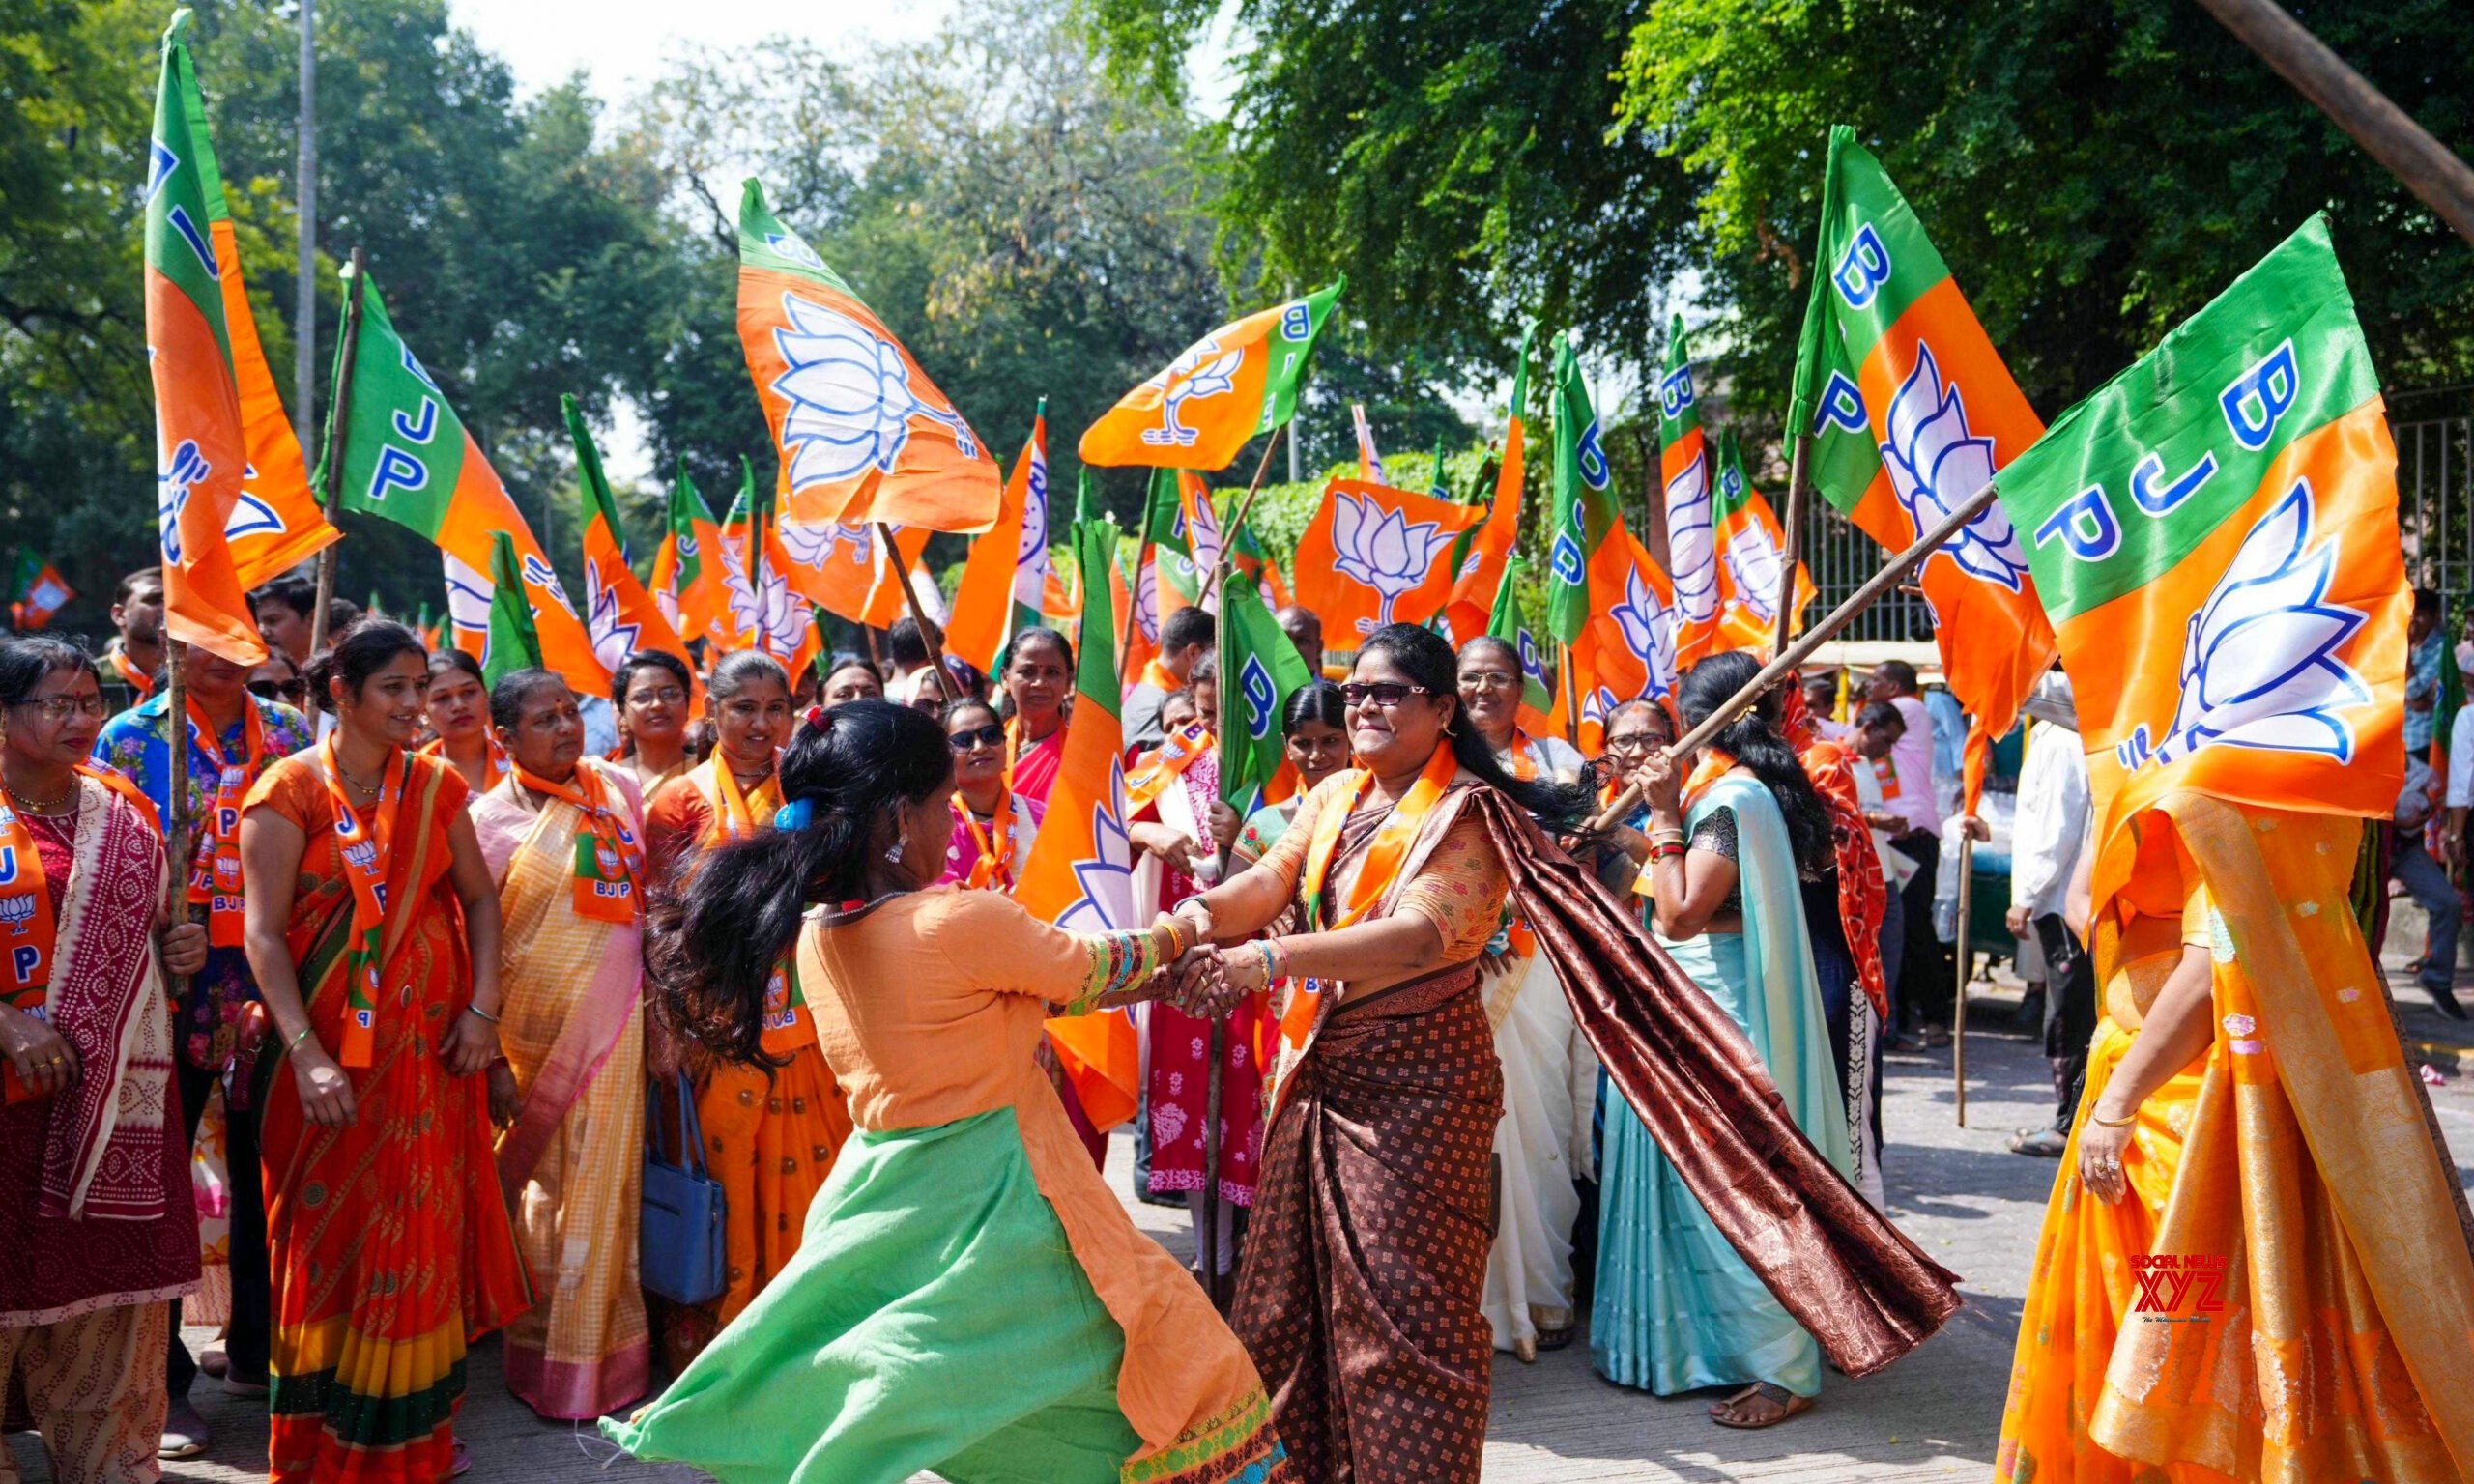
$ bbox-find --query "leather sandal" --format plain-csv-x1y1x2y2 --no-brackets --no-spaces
1709,1382,1815,1429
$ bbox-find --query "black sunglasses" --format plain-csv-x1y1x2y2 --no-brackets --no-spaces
948,723,1007,751
1339,682,1431,707
248,679,308,701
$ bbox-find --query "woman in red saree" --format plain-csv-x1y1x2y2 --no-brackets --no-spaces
0,639,205,1484
997,628,1072,807
240,622,528,1483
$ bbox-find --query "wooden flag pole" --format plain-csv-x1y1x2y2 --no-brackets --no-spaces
1590,474,2003,833
305,246,367,721
875,524,956,704
1112,535,1153,696
162,640,191,997
1772,431,1811,660
2194,0,2474,248
1953,832,1974,1127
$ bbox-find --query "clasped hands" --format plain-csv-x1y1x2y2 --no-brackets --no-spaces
1153,900,1265,1020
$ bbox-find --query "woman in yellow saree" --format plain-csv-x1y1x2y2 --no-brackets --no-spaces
1998,792,2474,1483
472,670,650,1420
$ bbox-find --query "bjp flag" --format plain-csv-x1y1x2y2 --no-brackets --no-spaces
333,270,603,695
650,459,731,646
1657,317,1725,669
1711,430,1815,653
1997,214,2410,911
155,16,335,592
1293,479,1482,642
947,404,1051,672
737,179,999,534
144,14,264,665
1446,323,1536,643
564,395,691,677
1790,126,2057,807
1013,519,1146,1129
1080,283,1342,471
774,512,930,631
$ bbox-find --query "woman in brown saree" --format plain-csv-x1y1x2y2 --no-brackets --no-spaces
1169,624,1592,1483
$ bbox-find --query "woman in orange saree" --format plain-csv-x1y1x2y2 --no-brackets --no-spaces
239,622,530,1483
1997,794,2474,1483
642,650,853,1370
472,671,649,1421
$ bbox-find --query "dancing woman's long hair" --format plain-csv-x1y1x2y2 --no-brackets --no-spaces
1356,623,1591,834
647,699,955,1068
1676,650,1834,879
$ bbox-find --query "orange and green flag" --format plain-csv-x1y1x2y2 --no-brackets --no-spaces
1657,317,1723,668
1080,282,1343,471
144,11,264,665
1013,518,1145,1130
650,459,730,647
1485,553,1558,737
1790,125,2057,806
1711,429,1815,653
1543,332,1625,645
1996,214,2409,911
479,530,544,688
6,550,72,631
332,267,602,694
737,180,999,533
1446,323,1535,644
563,395,691,677
157,13,335,591
947,403,1051,672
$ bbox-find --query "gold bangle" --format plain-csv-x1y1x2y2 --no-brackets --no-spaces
284,1025,315,1056
2089,1108,2138,1128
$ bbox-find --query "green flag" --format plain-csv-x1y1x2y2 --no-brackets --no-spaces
482,529,544,686
1545,332,1620,643
1487,552,1555,718
1221,574,1316,803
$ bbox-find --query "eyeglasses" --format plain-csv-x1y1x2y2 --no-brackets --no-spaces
1605,731,1668,752
247,680,308,702
1458,671,1520,692
948,723,1007,751
11,695,107,722
1339,682,1431,708
626,685,688,707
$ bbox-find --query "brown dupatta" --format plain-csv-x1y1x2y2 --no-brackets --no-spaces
1463,788,1964,1378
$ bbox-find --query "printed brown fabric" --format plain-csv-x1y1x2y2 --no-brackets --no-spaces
1463,789,1965,1377
1230,960,1499,1484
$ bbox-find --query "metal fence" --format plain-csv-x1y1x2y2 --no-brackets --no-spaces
1795,406,2474,636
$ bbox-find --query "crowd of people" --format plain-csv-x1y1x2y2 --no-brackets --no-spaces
2,561,2468,1484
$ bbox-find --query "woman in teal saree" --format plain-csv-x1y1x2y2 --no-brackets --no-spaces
1594,651,1853,1429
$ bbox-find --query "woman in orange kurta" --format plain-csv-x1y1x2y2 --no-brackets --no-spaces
607,699,1287,1483
641,649,852,1369
239,621,529,1483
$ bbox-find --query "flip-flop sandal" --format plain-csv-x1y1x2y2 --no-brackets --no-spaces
451,1439,473,1477
1710,1382,1815,1430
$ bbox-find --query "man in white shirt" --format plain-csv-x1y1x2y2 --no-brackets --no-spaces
1866,659,1950,1045
2005,672,2095,1153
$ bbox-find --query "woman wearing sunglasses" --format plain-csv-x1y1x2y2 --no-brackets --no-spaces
938,699,1040,892
1162,623,1589,1481
246,649,310,710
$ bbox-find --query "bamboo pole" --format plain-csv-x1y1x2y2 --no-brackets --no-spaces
1772,431,1811,660
875,524,955,704
305,246,366,722
1589,474,2004,832
1112,536,1153,696
1953,832,1974,1127
2194,0,2474,248
162,640,191,996
1192,425,1288,613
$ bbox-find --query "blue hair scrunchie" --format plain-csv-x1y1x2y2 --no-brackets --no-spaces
774,799,815,832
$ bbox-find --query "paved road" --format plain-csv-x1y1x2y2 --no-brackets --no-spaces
15,971,2472,1484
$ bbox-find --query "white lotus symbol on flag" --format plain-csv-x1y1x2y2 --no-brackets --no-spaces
1663,449,1717,624
443,551,491,646
1330,492,1455,634
157,440,209,565
1610,565,1679,699
1140,335,1242,449
520,553,570,609
2132,481,2369,771
1881,343,2030,592
714,534,758,639
777,515,873,572
1723,518,1785,624
225,463,286,542
770,293,979,492
1057,765,1138,934
584,561,639,671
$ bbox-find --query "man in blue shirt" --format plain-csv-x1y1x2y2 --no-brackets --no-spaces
93,645,313,1457
2404,588,2444,756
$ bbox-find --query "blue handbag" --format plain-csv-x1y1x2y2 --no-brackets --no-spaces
641,1070,729,1306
